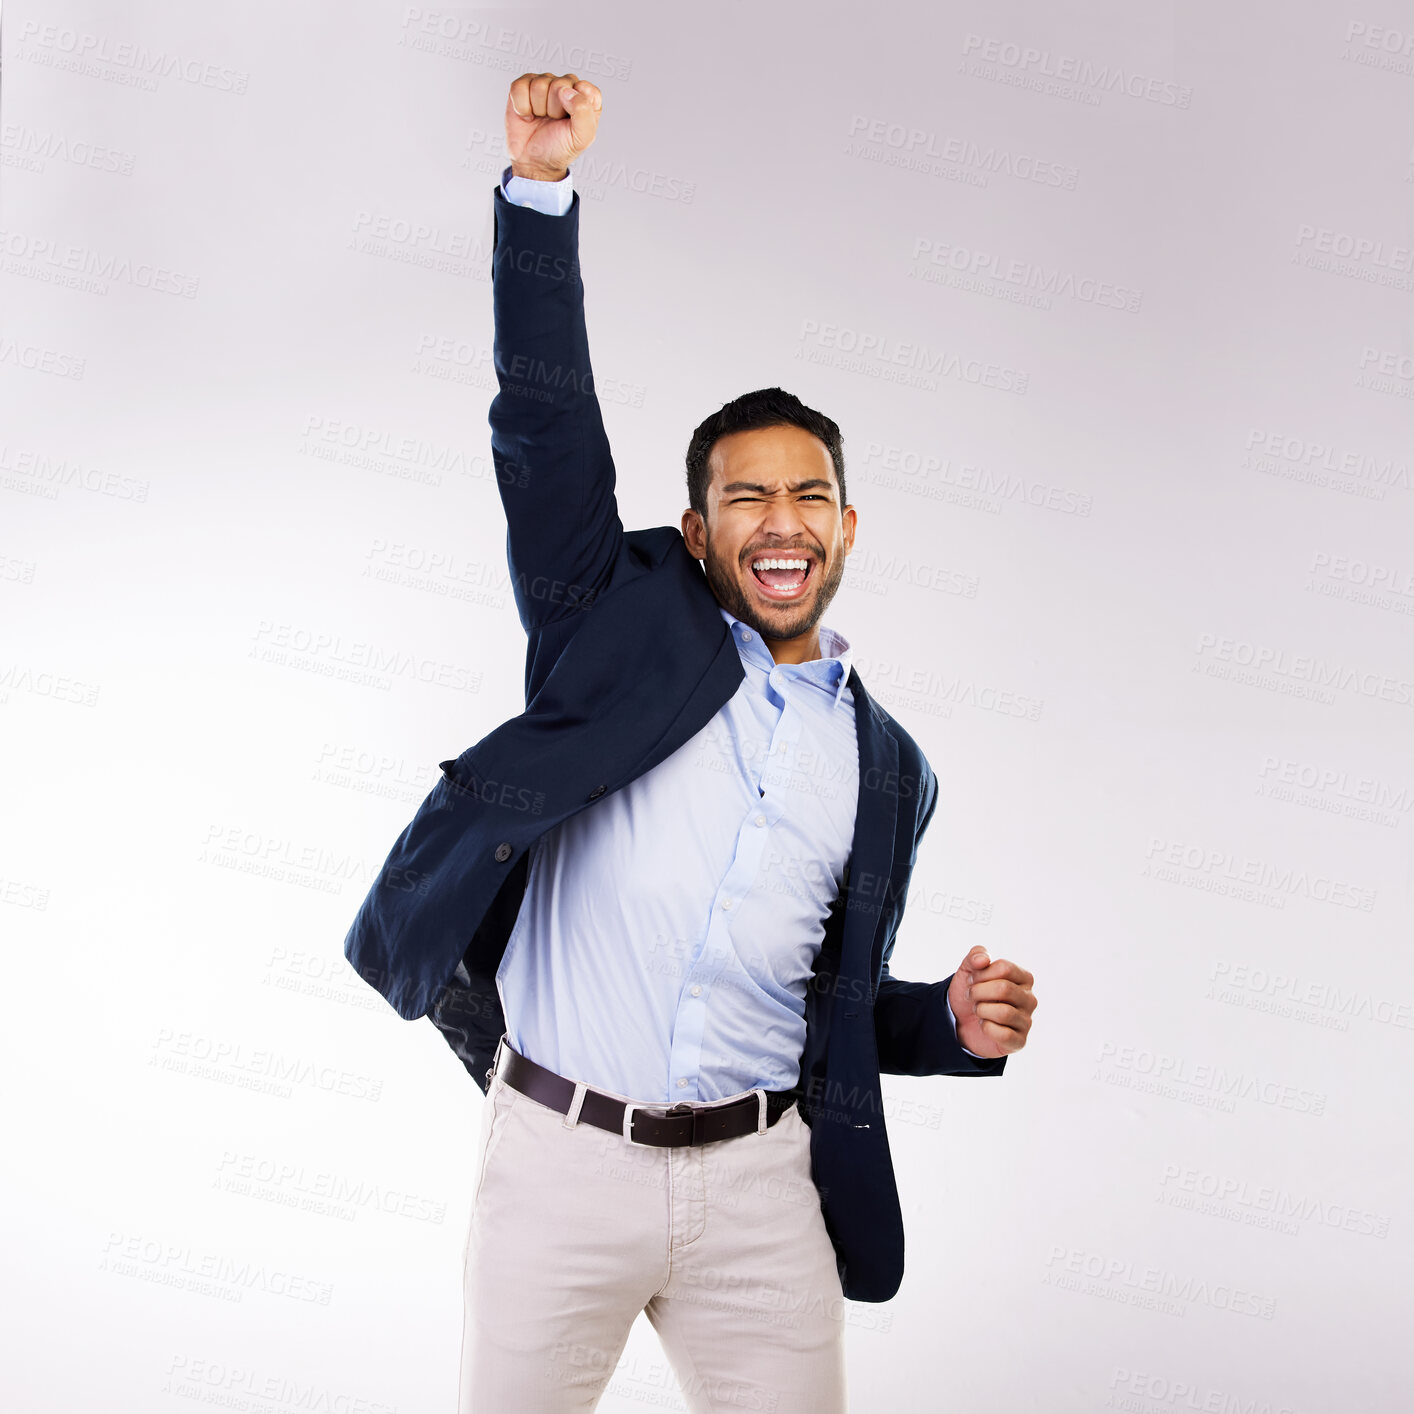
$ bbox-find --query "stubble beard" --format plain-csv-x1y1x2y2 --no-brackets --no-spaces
701,529,845,644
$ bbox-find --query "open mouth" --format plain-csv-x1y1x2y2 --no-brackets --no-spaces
748,553,816,602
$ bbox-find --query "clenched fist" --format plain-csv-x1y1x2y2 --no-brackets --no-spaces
506,72,604,182
947,945,1037,1058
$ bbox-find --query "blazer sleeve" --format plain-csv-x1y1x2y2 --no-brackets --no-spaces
487,184,626,638
873,766,1007,1078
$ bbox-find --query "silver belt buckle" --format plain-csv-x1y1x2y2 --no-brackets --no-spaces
621,1101,645,1145
623,1093,766,1146
623,1098,692,1147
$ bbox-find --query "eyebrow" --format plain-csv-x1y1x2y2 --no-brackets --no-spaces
720,479,834,495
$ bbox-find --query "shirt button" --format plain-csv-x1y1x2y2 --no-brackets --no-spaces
690,985,702,997
677,1077,689,1088
754,814,766,827
741,630,753,641
720,897,733,910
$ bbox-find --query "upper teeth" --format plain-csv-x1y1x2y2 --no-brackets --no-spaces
753,558,808,570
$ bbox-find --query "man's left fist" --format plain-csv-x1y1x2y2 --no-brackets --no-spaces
948,945,1036,1058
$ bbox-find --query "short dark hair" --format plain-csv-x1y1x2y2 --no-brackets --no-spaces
684,387,846,522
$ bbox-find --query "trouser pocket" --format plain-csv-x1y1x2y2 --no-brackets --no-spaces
470,1071,516,1212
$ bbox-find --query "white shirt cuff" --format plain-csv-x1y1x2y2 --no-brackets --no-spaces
946,991,988,1059
500,163,574,216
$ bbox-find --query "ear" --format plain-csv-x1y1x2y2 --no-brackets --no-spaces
840,503,857,556
681,507,706,560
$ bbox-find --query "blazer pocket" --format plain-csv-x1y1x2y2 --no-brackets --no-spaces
438,756,481,802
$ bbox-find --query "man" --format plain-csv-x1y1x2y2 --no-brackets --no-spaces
344,71,1038,1413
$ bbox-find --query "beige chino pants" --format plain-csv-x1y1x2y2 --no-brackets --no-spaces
457,1061,849,1413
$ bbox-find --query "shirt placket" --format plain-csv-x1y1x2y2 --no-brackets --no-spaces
665,658,799,1100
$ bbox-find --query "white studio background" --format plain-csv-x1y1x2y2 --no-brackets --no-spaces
2,2,1411,1411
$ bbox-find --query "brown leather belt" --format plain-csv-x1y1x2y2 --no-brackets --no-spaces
488,1034,800,1147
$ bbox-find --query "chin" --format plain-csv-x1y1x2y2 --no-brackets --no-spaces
739,582,821,634
703,546,834,640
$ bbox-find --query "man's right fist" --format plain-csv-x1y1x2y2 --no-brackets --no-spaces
506,72,603,181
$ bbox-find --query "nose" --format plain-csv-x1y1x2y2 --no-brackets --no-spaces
753,498,811,541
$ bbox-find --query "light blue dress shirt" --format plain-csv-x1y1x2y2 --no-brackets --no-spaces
494,167,980,1104
498,606,860,1103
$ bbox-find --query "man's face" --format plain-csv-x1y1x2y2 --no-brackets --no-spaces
681,424,856,645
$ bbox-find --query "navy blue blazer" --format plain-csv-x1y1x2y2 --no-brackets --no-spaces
343,184,1006,1303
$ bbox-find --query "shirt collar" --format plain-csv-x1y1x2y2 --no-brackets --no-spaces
717,605,853,708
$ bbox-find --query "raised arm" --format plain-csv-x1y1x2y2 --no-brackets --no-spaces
489,72,625,641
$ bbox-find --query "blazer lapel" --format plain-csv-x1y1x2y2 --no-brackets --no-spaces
842,667,900,982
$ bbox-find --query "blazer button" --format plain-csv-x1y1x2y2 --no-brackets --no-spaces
587,784,607,800
494,842,512,862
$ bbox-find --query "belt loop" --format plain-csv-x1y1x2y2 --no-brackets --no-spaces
754,1088,768,1135
486,1032,508,1088
563,1080,587,1129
